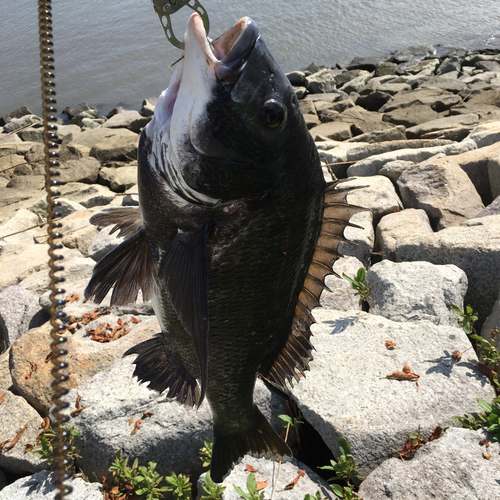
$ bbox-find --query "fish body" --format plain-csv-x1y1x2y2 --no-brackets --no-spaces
86,13,356,482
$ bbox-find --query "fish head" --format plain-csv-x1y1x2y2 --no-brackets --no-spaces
145,13,315,204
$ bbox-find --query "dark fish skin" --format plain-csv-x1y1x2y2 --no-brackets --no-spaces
85,14,331,482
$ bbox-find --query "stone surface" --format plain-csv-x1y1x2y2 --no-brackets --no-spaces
397,156,485,230
309,122,352,141
87,226,125,262
0,286,45,349
3,115,42,133
290,308,495,477
197,457,334,499
0,470,103,500
468,120,500,147
406,113,480,139
0,391,48,474
0,348,12,391
347,126,406,143
98,165,137,192
375,209,434,261
382,104,440,127
87,129,139,161
358,428,500,500
0,208,39,249
395,214,500,329
337,211,374,268
59,182,116,208
347,140,476,177
378,159,415,184
55,157,101,184
367,260,468,325
480,294,500,370
102,109,142,128
28,197,86,223
343,175,403,220
10,314,159,415
379,88,462,113
62,357,286,483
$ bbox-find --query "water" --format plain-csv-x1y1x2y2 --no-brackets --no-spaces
1,0,500,118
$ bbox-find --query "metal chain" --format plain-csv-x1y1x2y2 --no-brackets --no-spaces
38,1,71,498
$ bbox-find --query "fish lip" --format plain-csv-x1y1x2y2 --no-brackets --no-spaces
187,13,259,83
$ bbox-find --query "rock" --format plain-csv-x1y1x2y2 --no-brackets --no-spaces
468,120,500,148
346,126,406,143
367,261,468,325
121,184,139,206
10,314,160,415
375,61,398,76
3,115,42,134
61,356,286,483
102,109,150,132
28,197,86,223
0,142,37,157
320,256,365,311
0,391,47,474
140,97,158,117
390,45,437,64
379,88,462,113
298,100,316,115
63,102,95,120
395,214,500,328
53,157,101,185
382,104,440,127
59,182,116,208
0,153,28,172
98,165,137,192
6,175,45,190
356,91,392,111
375,209,434,261
480,294,500,370
293,86,308,99
347,56,382,72
0,470,103,500
87,226,125,262
406,113,480,139
87,129,139,162
0,348,12,391
305,92,345,103
418,75,468,93
473,195,500,218
337,211,374,268
290,308,495,477
197,457,334,500
339,106,394,136
378,159,415,184
303,114,320,129
309,122,352,141
397,156,484,230
305,69,337,93
0,208,39,248
24,143,88,165
0,286,45,349
358,428,500,500
347,139,477,177
343,175,403,220
340,73,372,94
0,106,34,127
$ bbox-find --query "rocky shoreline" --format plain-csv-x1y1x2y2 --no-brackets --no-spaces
1,44,500,499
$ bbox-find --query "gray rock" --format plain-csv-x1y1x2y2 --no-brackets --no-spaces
397,156,484,230
305,68,337,93
379,88,462,113
395,214,500,329
337,211,374,268
63,102,95,120
293,86,308,99
197,457,334,500
320,256,365,311
59,183,116,208
375,209,434,261
0,348,12,391
0,391,48,474
87,226,125,262
468,120,500,147
309,122,352,142
98,165,137,192
480,294,500,370
290,307,495,477
473,195,500,218
418,75,467,93
0,286,44,349
375,61,398,76
140,97,158,117
367,260,468,325
0,470,103,500
378,159,415,184
0,208,39,248
0,153,27,173
53,157,101,185
5,175,45,190
0,106,34,127
358,428,500,500
347,126,406,144
298,100,316,115
382,104,440,127
347,139,477,177
343,175,403,220
28,197,86,223
390,45,437,63
3,115,42,134
340,73,372,94
303,114,321,129
403,58,440,75
89,129,139,162
62,356,286,483
24,142,88,165
121,184,139,206
406,113,480,139
286,70,307,87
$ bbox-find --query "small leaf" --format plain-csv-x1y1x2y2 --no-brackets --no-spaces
385,340,396,349
246,464,259,473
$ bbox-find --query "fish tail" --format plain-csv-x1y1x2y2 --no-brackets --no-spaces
210,406,292,483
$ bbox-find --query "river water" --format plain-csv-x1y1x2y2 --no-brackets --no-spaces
1,0,500,117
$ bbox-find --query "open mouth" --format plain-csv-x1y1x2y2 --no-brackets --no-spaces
188,14,260,83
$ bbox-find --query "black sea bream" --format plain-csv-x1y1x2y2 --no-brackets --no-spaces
85,13,359,482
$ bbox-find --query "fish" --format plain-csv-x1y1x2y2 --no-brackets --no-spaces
84,13,360,482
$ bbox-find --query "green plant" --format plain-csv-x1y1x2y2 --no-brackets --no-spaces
450,304,478,335
454,396,500,442
33,425,79,464
200,471,226,499
278,413,303,443
343,268,373,306
200,437,213,468
408,432,423,442
108,450,171,500
319,437,362,487
164,472,192,500
234,473,264,500
470,328,500,366
304,493,323,500
330,485,360,499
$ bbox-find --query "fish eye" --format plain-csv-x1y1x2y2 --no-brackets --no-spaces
260,99,286,128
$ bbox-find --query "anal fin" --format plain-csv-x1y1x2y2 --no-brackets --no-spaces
158,220,211,406
124,334,201,407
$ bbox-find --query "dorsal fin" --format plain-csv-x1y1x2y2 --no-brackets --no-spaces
90,206,142,239
264,180,365,389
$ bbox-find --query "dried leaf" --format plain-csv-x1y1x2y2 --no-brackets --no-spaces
131,419,143,435
128,418,134,426
25,443,34,452
483,452,491,460
42,417,51,430
381,371,420,380
70,393,86,416
117,318,123,326
246,464,259,473
451,350,462,363
142,412,153,419
45,352,54,363
430,426,443,441
402,364,411,373
0,392,6,405
479,439,490,448
67,325,76,333
284,470,306,490
130,316,141,324
256,480,267,491
385,340,396,349
0,440,11,450
5,423,28,451
65,294,80,303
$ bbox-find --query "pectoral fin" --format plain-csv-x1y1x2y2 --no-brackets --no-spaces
158,220,211,405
